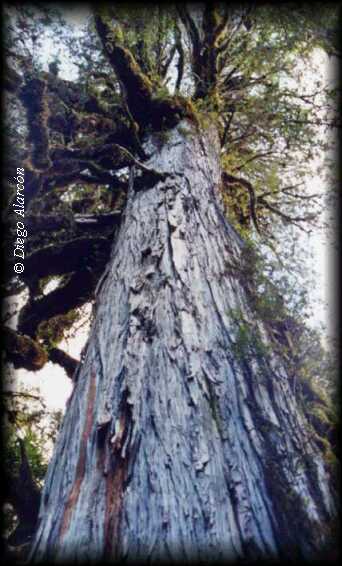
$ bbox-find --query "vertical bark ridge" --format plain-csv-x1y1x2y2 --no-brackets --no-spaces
59,368,98,539
30,119,335,563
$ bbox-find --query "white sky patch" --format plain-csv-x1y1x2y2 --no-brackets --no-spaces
42,276,62,295
37,5,90,80
59,4,91,27
10,364,72,412
298,50,338,341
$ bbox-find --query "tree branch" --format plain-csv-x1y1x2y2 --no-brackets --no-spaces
94,13,154,126
19,76,52,172
21,237,111,289
161,44,177,78
175,26,185,92
49,347,79,378
258,197,318,226
222,172,261,234
4,61,23,93
3,327,48,371
94,11,194,129
17,267,102,338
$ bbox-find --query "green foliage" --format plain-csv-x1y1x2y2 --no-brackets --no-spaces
103,3,176,86
3,426,48,485
38,308,81,348
210,6,339,248
229,309,270,365
228,237,338,466
238,324,269,361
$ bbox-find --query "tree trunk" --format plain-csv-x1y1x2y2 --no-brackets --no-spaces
30,120,335,563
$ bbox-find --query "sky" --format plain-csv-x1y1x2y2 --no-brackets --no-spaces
302,50,338,342
6,7,338,414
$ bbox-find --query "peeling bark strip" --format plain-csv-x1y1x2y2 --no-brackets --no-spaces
30,121,336,563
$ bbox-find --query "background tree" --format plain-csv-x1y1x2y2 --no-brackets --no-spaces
2,3,339,563
1,382,62,561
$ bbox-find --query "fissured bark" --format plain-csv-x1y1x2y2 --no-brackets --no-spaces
30,121,335,563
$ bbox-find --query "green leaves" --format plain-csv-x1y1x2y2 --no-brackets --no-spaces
3,389,62,486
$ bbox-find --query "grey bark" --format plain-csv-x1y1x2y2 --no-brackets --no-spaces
30,121,335,563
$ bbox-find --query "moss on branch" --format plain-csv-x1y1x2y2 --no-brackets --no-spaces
4,62,23,93
94,13,195,130
4,326,79,377
18,266,101,338
23,237,111,283
3,327,48,371
19,77,52,171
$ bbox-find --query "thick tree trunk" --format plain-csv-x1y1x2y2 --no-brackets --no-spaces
30,121,335,563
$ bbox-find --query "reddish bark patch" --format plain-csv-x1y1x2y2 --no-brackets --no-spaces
103,457,128,558
59,369,97,539
103,395,133,558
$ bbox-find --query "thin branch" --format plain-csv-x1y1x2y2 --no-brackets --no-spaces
222,172,261,234
258,182,305,199
175,25,185,92
220,110,235,147
232,151,275,172
2,391,43,401
258,197,318,226
113,144,167,178
161,44,177,78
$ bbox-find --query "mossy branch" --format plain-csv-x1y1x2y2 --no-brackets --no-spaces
19,77,52,171
3,327,48,371
19,237,110,289
94,13,154,126
94,12,195,130
18,267,101,338
4,61,23,93
222,172,261,234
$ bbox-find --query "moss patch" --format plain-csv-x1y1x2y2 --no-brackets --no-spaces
4,328,48,372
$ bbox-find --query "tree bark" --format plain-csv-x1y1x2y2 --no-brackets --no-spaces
30,120,335,563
